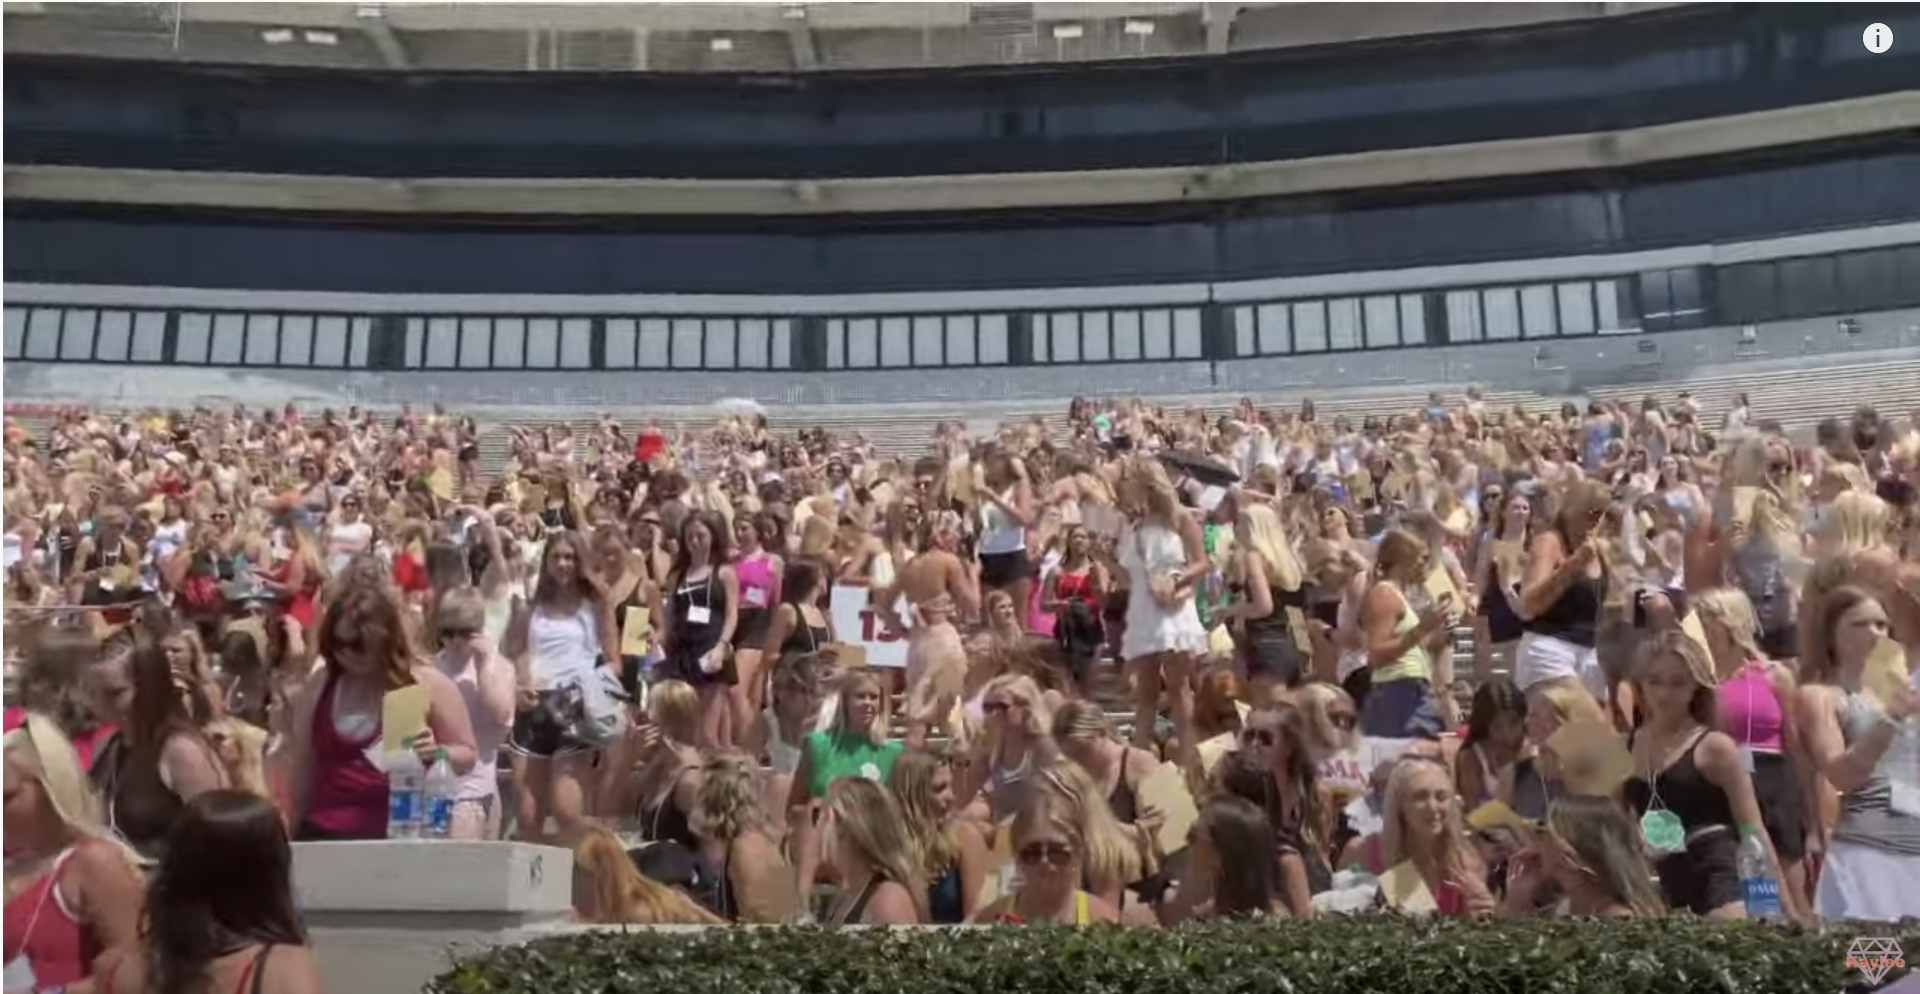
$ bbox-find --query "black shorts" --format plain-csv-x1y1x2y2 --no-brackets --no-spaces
508,689,592,758
1654,831,1742,914
734,608,772,652
664,643,737,687
978,550,1031,589
1752,750,1807,860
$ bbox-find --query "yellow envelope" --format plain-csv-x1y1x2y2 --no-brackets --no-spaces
1488,539,1524,582
1137,762,1200,856
1285,605,1313,655
619,605,652,657
1424,568,1461,619
1546,720,1633,798
975,818,1016,907
1863,636,1911,709
1378,860,1438,913
1466,799,1535,836
381,686,430,757
427,468,454,501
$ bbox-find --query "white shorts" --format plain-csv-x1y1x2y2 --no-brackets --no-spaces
1513,632,1608,702
1816,840,1920,922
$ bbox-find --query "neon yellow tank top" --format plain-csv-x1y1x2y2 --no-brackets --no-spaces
1373,586,1432,684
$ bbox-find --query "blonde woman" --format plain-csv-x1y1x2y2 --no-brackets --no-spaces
624,679,704,852
1052,699,1161,833
691,754,790,923
1804,492,1919,658
969,794,1124,924
1503,795,1665,917
1715,437,1805,664
571,827,723,925
1217,502,1309,698
954,673,1056,824
888,750,989,923
1338,758,1494,916
1692,587,1809,920
2,715,144,992
821,778,926,924
1794,585,1920,921
1624,631,1785,920
1113,458,1209,758
1031,759,1148,918
1357,529,1450,738
788,669,903,901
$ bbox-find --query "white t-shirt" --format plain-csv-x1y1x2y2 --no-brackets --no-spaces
327,520,373,574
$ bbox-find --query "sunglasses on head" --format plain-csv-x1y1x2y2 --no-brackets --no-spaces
1016,841,1075,869
981,700,1012,715
1329,712,1358,730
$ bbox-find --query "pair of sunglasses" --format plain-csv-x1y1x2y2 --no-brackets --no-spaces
1016,842,1075,869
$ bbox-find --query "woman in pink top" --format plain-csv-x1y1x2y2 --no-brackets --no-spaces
1694,588,1809,921
730,514,784,735
283,582,477,840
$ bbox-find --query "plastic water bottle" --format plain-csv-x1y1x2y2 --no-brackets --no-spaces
1736,825,1783,920
386,739,425,840
1884,665,1920,820
422,748,457,840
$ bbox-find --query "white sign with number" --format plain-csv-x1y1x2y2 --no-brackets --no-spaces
828,585,909,668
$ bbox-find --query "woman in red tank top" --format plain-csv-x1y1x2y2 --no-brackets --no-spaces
3,715,144,992
97,790,323,994
284,583,478,841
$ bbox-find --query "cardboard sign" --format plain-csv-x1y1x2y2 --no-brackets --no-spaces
381,686,430,757
1423,568,1461,620
1467,799,1535,836
1137,762,1200,856
823,642,868,669
1285,605,1313,655
827,585,907,668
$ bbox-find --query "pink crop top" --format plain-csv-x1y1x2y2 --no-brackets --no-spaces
1716,660,1784,752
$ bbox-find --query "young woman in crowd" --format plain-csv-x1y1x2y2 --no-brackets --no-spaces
741,653,830,837
656,512,740,748
1051,700,1161,841
974,450,1037,623
969,795,1124,925
94,790,323,994
1340,757,1494,916
570,827,721,926
887,750,988,924
1357,530,1450,739
1501,795,1664,918
2,715,144,994
729,513,784,741
503,531,617,842
691,754,789,923
1113,458,1209,759
428,589,516,840
759,559,834,682
1218,502,1310,699
1691,586,1809,920
1222,706,1330,916
821,778,926,925
1454,680,1529,812
284,583,476,841
1795,584,1920,921
1471,489,1532,683
1303,504,1367,686
1040,525,1108,694
1624,631,1784,919
890,510,977,747
789,669,903,900
954,674,1057,825
1160,794,1289,923
625,679,704,853
1515,480,1612,704
1032,759,1150,919
93,634,229,860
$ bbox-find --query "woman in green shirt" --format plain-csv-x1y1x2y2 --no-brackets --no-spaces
788,668,903,899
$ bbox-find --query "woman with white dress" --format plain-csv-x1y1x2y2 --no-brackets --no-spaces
1112,458,1209,758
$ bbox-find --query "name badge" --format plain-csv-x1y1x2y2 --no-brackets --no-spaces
1737,746,1756,774
745,587,768,608
687,605,713,626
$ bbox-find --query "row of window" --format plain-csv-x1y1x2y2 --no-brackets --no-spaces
5,249,1912,369
825,314,1010,369
1032,309,1205,364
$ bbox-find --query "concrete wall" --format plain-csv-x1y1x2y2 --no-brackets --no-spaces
294,841,575,994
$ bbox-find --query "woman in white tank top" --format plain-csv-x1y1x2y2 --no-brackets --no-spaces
1113,458,1209,758
503,531,619,843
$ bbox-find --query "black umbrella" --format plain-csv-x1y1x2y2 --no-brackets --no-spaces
1154,449,1241,488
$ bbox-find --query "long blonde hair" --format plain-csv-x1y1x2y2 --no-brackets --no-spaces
1117,456,1181,529
691,753,769,844
824,777,929,921
1544,795,1666,917
1691,587,1765,667
2,714,145,870
1380,759,1486,901
1819,491,1891,559
887,750,959,878
572,828,714,925
1236,502,1303,593
1034,758,1145,888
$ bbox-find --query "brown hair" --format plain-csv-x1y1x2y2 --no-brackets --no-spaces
317,583,420,691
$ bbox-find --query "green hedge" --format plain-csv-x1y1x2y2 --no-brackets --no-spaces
427,917,1920,994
